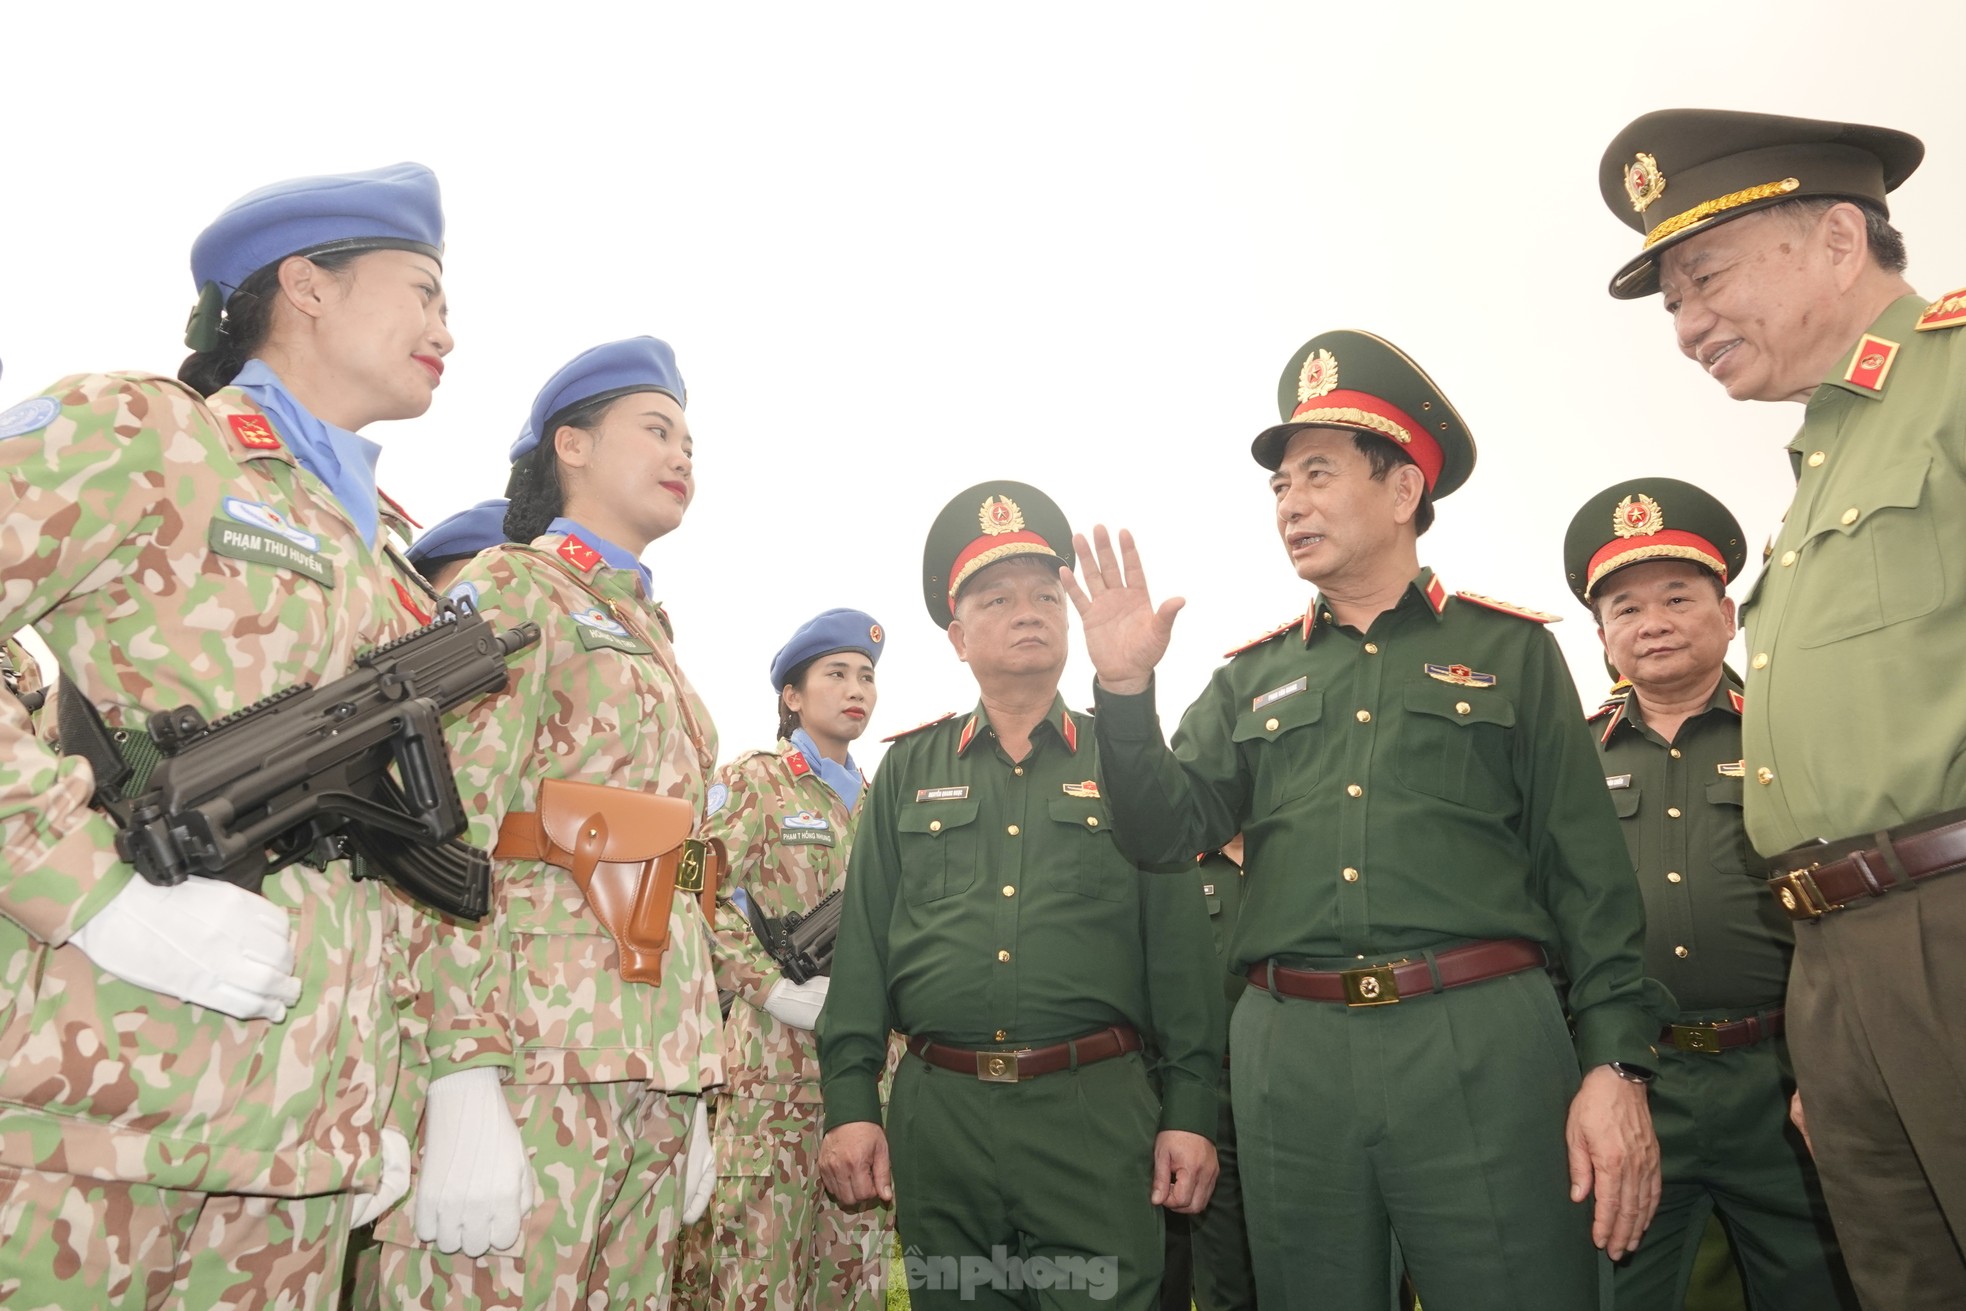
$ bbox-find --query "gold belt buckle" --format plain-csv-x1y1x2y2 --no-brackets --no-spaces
1342,964,1401,1007
675,840,708,895
1670,1023,1723,1054
1770,865,1832,920
976,1049,1030,1083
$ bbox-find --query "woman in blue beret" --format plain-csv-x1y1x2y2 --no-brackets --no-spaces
375,336,725,1308
0,164,466,1304
678,608,894,1311
407,497,512,593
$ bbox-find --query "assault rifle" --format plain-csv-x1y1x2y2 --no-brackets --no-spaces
727,885,843,984
66,597,538,921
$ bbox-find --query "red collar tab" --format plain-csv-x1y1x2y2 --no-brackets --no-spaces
393,579,433,625
228,413,283,451
1915,288,1966,332
957,714,980,756
1728,689,1745,715
1422,574,1448,615
1061,710,1078,754
785,748,813,778
1842,333,1901,392
1598,701,1625,746
558,534,603,572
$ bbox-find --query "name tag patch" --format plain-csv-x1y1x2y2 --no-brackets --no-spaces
1251,677,1307,712
1605,774,1632,790
207,517,335,588
916,786,970,802
571,607,652,655
1716,760,1746,778
779,810,835,846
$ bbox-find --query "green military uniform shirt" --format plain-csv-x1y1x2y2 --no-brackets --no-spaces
1592,672,1790,1014
1093,570,1667,1068
819,696,1224,1138
1742,292,1966,854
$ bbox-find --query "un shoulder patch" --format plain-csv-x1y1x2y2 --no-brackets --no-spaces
0,397,60,440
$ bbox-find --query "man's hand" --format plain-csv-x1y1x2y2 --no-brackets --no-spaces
1151,1130,1218,1215
1565,1065,1661,1260
1790,1090,1813,1156
819,1122,892,1206
1060,526,1185,696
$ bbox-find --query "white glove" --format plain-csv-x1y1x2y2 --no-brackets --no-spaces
680,1099,714,1225
348,1127,411,1228
762,976,830,1031
68,876,301,1022
413,1067,535,1256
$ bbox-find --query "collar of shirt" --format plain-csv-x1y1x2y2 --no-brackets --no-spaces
1607,666,1745,743
789,728,864,810
546,516,653,596
230,359,383,546
1305,567,1450,642
955,693,1080,758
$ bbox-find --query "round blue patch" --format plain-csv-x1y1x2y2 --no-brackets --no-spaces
0,397,60,441
705,782,730,817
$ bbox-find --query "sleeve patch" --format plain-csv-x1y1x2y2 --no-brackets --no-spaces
0,397,60,440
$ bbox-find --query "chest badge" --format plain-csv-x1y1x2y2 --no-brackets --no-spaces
1425,663,1497,688
1062,779,1100,799
1716,760,1746,779
779,810,835,845
916,786,970,802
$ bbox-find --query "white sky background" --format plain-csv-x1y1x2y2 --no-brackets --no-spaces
5,1,1963,771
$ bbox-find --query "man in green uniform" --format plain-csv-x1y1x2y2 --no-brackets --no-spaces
1062,330,1671,1311
1564,477,1855,1310
1598,109,1966,1309
818,480,1225,1310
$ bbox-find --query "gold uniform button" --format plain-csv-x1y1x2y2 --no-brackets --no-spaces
1085,816,1100,828
1355,709,1372,723
1346,784,1363,798
1780,550,1797,567
1455,701,1471,715
929,819,942,833
1807,451,1826,468
1002,885,1015,897
1673,945,1689,959
1840,507,1859,526
1751,652,1769,669
1265,717,1280,732
1013,766,1024,776
994,1029,1009,1042
1006,824,1020,836
1756,767,1775,785
1342,867,1359,882
997,950,1011,963
1667,807,1682,819
1667,872,1683,884
1669,748,1682,759
1364,642,1380,655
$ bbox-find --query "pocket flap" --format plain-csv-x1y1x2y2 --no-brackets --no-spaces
1403,681,1516,728
1046,796,1113,831
897,799,980,835
1232,688,1323,742
1611,785,1641,818
1799,455,1929,542
1705,778,1745,808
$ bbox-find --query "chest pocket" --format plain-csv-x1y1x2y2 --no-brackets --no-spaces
1046,797,1127,901
1703,777,1755,875
897,800,980,905
1232,688,1323,816
1793,455,1941,647
1394,680,1517,811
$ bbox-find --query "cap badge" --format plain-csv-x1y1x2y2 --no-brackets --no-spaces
1624,152,1666,214
869,623,883,644
1297,348,1339,403
1612,492,1665,539
978,495,1026,536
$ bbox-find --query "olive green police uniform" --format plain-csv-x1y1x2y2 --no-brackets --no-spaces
1566,478,1853,1311
1598,109,1966,1308
1186,850,1257,1311
819,482,1225,1311
1091,332,1668,1311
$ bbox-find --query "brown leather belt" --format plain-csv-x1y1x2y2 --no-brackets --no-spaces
1768,808,1966,921
906,1025,1141,1083
1246,938,1546,1007
1661,1008,1785,1054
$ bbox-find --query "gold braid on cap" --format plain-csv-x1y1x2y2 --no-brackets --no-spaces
1587,544,1727,598
1645,177,1801,248
1296,407,1412,446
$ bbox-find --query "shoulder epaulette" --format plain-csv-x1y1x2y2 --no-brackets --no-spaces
653,603,674,641
1585,681,1630,722
882,711,955,743
1223,614,1303,659
377,487,423,530
1915,286,1966,332
1453,591,1561,624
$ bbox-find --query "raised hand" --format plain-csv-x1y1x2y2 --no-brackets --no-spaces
1060,526,1185,695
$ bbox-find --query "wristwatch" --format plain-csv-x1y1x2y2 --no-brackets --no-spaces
1607,1061,1656,1085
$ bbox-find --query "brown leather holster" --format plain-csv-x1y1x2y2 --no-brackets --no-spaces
493,778,725,985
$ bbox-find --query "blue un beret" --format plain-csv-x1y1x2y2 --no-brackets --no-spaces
189,162,444,299
510,336,687,462
406,498,511,570
770,609,885,690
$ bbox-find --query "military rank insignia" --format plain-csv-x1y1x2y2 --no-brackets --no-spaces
1424,663,1497,688
1842,334,1900,391
1062,780,1100,799
1916,287,1966,332
558,534,604,571
228,413,283,450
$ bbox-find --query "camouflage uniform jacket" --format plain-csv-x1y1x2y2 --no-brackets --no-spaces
0,372,439,1196
705,740,862,1102
427,532,724,1092
2,637,49,741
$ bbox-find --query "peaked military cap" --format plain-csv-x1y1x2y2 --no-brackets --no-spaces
511,336,686,460
771,608,885,689
1563,476,1747,606
1599,108,1924,299
1251,329,1475,499
921,480,1073,628
406,498,511,571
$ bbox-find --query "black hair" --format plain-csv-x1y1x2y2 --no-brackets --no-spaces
1776,195,1909,274
1349,432,1435,535
775,654,820,741
176,249,364,397
503,393,619,543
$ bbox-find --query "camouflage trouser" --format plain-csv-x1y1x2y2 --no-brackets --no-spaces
673,1093,891,1311
372,1081,694,1311
0,1163,353,1309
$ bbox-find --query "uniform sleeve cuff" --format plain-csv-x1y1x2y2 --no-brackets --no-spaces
1573,1006,1660,1072
823,1079,885,1131
1157,1077,1219,1140
1091,677,1160,740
